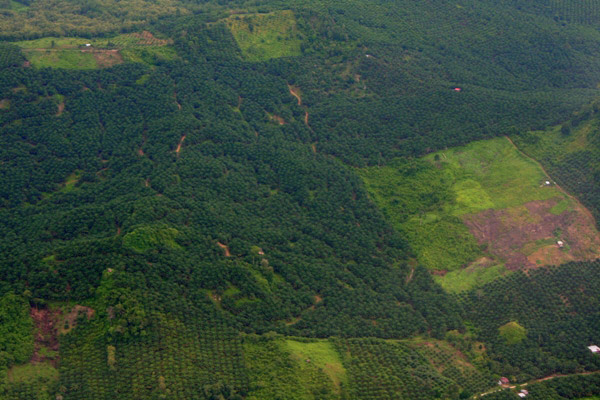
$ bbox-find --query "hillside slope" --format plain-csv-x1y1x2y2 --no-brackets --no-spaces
0,0,600,398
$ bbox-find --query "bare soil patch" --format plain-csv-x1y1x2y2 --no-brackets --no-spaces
175,134,186,155
463,198,600,270
269,113,286,125
217,241,231,257
288,85,302,105
83,49,123,68
130,31,172,46
30,305,95,366
59,305,95,335
0,99,9,109
30,307,60,366
56,101,64,116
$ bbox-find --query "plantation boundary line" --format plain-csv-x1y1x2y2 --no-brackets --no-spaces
505,135,598,228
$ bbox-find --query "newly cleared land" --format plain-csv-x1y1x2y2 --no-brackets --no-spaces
359,137,600,292
15,31,176,69
224,10,303,61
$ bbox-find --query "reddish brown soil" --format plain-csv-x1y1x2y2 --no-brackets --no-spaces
288,85,302,105
217,242,231,257
463,199,600,270
30,307,61,366
0,99,9,109
175,134,186,155
30,305,95,366
174,92,182,110
270,114,286,125
130,31,171,46
83,49,123,68
314,295,323,303
56,102,65,116
59,305,94,335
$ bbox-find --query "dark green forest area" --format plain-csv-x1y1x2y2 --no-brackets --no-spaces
1,0,600,398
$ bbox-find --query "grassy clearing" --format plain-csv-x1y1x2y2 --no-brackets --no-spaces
498,321,527,344
425,137,564,215
6,362,58,384
434,262,509,294
122,226,182,253
61,170,81,193
224,10,303,61
284,339,346,393
244,335,339,399
359,137,569,284
15,32,176,69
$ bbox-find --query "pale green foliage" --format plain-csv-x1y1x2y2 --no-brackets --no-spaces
122,226,181,253
498,321,527,344
225,11,303,61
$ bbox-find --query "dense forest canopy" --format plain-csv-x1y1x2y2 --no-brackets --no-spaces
0,0,600,398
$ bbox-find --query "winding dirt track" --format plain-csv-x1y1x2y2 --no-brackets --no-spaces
475,370,600,398
175,134,186,156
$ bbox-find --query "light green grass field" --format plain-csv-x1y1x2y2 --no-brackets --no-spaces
498,321,527,344
225,10,303,61
15,33,176,69
434,262,509,294
359,137,568,286
284,339,346,393
425,137,565,215
122,226,182,253
244,335,340,399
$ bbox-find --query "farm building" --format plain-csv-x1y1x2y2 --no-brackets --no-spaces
498,377,510,385
589,345,600,353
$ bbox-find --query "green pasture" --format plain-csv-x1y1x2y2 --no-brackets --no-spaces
15,33,176,69
244,336,340,399
359,136,567,284
224,10,303,61
434,263,510,294
498,321,527,345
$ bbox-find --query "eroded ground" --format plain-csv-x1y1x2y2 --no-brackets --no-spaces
463,198,600,269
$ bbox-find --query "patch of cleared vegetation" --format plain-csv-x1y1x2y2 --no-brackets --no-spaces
283,339,346,394
360,137,600,288
434,261,509,293
15,32,176,69
498,321,527,344
244,335,341,399
122,226,182,253
224,10,303,61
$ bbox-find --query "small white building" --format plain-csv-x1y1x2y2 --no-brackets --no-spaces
518,394,526,398
85,43,91,47
557,240,564,248
588,345,600,353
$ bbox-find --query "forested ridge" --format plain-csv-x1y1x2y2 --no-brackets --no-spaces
1,0,600,398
